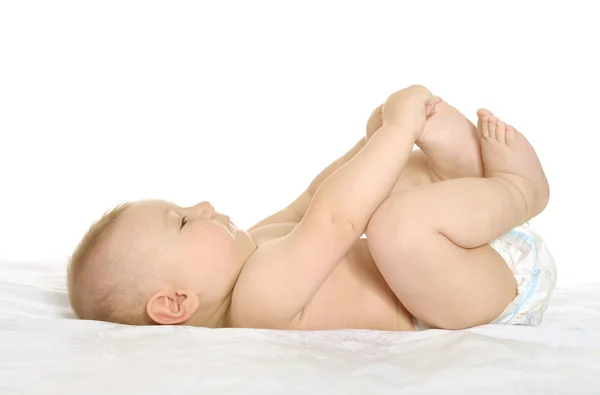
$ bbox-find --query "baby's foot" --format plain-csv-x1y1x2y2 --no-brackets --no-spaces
478,110,550,222
416,101,485,180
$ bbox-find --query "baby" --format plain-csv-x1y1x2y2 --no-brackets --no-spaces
67,85,556,331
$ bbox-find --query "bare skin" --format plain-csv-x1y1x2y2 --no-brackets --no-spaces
367,99,485,196
230,86,441,329
366,111,549,330
90,86,549,332
232,98,548,331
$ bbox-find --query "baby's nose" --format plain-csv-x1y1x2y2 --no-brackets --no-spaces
190,201,215,219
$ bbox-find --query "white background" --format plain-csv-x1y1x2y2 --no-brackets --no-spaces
0,1,598,287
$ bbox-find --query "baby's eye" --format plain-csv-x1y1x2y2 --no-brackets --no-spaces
180,216,188,229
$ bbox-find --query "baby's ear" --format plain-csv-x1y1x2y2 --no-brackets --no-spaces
146,289,199,325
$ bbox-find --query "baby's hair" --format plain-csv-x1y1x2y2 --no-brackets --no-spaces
67,202,151,325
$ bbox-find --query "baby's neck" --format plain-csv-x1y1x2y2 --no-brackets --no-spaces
204,292,233,328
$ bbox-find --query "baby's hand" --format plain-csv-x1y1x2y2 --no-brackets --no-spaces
381,85,441,139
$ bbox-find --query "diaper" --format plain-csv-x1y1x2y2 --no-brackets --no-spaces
413,223,557,330
489,223,557,326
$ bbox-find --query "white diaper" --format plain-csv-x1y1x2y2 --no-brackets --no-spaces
489,223,557,326
413,223,557,331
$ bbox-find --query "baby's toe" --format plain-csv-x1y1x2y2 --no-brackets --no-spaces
480,116,491,138
506,125,518,144
496,121,507,143
488,116,499,139
477,108,493,119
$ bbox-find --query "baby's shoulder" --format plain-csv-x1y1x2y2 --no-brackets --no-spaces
229,225,301,328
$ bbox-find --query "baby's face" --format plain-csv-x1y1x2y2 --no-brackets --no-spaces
109,199,255,324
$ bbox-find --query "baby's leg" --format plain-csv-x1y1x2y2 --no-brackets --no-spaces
366,100,487,181
366,114,550,329
417,102,487,180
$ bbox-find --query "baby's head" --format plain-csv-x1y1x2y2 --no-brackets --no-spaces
67,200,255,327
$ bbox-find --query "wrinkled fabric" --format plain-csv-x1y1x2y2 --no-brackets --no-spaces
1,260,599,395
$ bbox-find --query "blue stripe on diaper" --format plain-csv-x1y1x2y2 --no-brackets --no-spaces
503,229,539,323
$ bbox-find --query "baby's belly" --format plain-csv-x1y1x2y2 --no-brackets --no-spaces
295,242,414,331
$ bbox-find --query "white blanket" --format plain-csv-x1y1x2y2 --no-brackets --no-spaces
1,261,599,394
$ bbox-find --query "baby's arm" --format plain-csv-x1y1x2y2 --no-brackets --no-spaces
248,138,365,232
235,85,438,324
248,103,394,232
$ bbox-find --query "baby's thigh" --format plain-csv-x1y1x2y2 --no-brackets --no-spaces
365,195,517,330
